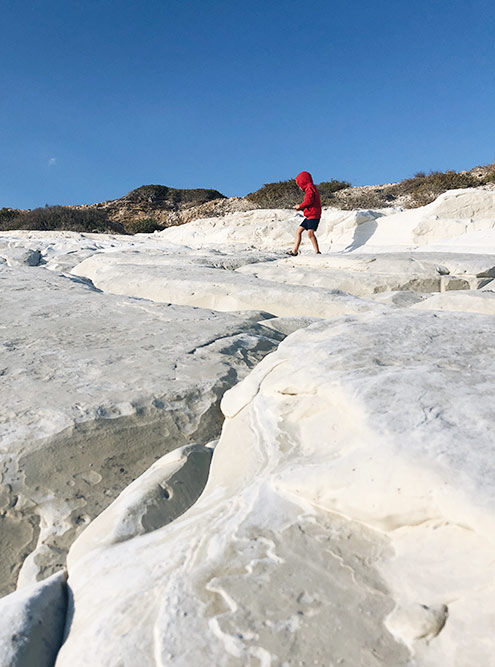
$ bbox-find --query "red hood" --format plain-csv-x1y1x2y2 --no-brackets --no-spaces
295,171,314,189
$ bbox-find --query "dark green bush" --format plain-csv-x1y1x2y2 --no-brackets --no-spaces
318,179,351,205
0,208,19,225
481,164,495,184
126,218,163,234
123,185,225,207
246,179,301,208
0,206,124,233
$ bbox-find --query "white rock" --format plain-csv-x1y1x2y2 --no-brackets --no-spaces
56,310,495,667
0,571,66,667
386,602,448,646
67,444,213,567
0,265,282,595
71,251,382,318
411,289,495,314
0,246,41,267
236,252,474,296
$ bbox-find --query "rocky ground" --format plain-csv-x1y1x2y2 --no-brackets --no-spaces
0,186,495,666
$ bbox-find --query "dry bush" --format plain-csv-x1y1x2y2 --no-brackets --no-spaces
246,179,301,208
393,170,480,206
318,179,351,205
247,178,351,209
0,206,124,233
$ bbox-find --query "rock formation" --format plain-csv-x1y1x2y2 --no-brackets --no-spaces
0,185,494,666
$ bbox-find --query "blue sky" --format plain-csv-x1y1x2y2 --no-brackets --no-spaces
1,0,494,208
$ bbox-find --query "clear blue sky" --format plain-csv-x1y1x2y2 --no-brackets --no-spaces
1,0,494,209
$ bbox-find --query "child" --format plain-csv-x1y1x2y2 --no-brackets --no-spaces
290,171,321,255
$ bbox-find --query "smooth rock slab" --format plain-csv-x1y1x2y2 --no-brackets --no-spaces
0,265,283,595
236,252,475,296
72,251,383,318
57,309,495,666
411,290,495,314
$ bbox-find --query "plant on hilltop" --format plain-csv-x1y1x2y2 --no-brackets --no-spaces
246,178,351,209
246,179,301,208
123,185,225,207
0,206,124,234
481,163,495,184
318,179,351,205
394,170,481,206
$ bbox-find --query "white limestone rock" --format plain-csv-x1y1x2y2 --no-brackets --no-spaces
0,265,283,596
0,246,41,267
71,251,382,318
56,310,495,667
411,289,495,314
236,252,473,296
354,187,495,252
156,188,495,254
67,444,214,567
157,208,298,249
0,571,66,667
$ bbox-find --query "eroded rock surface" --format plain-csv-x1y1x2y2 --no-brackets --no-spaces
71,250,382,317
2,188,495,666
0,571,67,667
0,265,283,595
57,310,495,667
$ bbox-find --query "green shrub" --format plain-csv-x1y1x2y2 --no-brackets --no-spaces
123,185,225,207
394,170,480,206
0,208,19,225
0,206,124,234
126,218,163,234
246,179,301,208
481,164,495,184
318,179,351,205
247,178,351,209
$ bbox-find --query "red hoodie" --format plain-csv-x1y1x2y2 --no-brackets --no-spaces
295,171,321,220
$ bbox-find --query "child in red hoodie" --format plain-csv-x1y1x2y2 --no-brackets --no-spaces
290,171,321,255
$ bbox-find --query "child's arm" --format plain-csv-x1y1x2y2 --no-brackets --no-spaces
295,187,315,210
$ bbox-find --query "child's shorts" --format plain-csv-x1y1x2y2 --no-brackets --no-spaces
300,218,320,231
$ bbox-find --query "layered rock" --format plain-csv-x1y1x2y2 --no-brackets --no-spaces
0,264,283,595
56,310,495,667
2,186,495,666
71,250,382,318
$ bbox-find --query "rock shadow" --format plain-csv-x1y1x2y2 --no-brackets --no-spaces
344,219,378,252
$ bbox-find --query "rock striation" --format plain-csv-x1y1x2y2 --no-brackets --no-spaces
56,310,495,667
0,264,283,596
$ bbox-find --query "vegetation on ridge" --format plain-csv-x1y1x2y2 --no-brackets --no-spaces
122,184,225,206
246,178,350,209
1,163,493,234
0,206,124,234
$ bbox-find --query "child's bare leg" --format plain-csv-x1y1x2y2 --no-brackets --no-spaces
292,226,304,254
308,229,321,254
